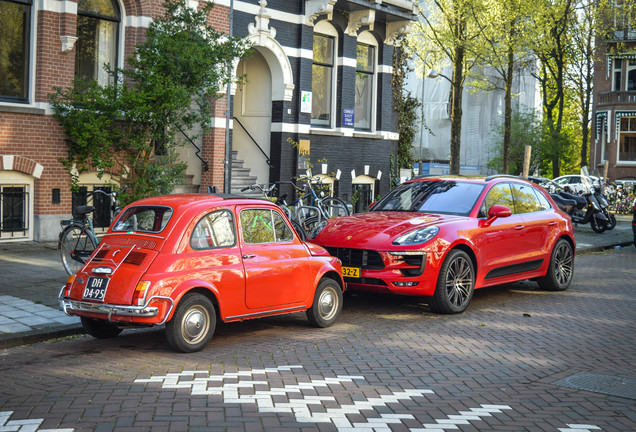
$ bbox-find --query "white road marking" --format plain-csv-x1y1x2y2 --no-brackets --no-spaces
0,411,73,432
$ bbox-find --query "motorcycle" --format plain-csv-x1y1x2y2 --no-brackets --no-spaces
549,184,608,233
592,181,616,230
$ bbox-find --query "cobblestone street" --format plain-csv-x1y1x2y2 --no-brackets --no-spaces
0,247,634,431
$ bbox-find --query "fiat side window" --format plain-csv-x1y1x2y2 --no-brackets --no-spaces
240,209,294,244
190,210,236,250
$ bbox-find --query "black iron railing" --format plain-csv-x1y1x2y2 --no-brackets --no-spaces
0,186,29,238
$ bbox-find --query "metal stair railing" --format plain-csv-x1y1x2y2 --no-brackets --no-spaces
233,117,274,169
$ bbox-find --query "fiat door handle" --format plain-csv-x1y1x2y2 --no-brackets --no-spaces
242,254,256,259
548,221,557,226
515,225,524,230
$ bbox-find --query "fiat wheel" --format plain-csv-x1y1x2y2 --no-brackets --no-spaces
307,278,343,328
538,239,574,291
166,293,216,353
430,249,475,314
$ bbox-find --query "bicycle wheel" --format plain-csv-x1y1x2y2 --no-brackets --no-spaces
59,224,98,276
319,197,350,217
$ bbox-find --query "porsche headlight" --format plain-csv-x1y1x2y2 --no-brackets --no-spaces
393,226,439,246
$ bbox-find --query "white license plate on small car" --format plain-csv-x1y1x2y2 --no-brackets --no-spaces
83,277,109,301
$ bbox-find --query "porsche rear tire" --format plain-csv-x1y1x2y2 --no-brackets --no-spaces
537,239,573,292
166,293,216,353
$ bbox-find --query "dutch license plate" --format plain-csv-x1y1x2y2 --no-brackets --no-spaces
83,277,109,301
342,266,360,278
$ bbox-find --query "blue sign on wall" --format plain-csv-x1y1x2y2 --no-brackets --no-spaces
343,108,354,126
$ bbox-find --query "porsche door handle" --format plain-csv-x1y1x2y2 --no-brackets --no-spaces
242,254,256,259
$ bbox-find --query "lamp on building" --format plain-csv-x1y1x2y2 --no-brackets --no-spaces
419,68,439,175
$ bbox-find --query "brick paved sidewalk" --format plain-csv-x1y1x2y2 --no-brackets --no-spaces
0,215,633,348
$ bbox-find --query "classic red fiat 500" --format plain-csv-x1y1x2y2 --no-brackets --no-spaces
59,194,344,352
309,175,575,314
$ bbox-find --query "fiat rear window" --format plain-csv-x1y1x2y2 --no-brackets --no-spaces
372,180,485,216
113,206,173,233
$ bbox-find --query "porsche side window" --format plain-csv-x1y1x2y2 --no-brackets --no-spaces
191,210,236,250
531,187,552,211
512,184,542,214
240,209,294,244
480,183,515,217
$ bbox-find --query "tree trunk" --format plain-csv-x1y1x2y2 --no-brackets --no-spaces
503,46,514,174
450,47,464,175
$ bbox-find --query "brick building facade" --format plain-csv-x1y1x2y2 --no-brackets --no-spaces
592,27,636,184
1,0,416,243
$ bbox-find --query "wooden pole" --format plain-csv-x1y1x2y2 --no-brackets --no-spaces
604,160,609,182
522,145,532,179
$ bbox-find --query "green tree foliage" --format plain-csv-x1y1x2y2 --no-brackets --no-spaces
392,47,420,170
50,0,250,204
530,0,576,178
488,109,543,175
407,0,485,175
473,0,536,174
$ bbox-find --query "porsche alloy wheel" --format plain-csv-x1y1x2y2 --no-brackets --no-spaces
430,250,475,314
166,293,216,353
538,239,574,291
307,278,343,328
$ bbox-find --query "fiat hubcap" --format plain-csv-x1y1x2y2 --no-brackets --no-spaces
318,288,337,320
183,308,208,343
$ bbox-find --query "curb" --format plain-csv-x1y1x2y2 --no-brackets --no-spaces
0,324,84,349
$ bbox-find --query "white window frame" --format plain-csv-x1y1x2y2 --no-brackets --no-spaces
75,0,122,86
617,114,636,165
355,31,378,132
627,59,636,91
0,0,36,105
312,21,338,129
352,174,376,212
0,171,33,241
612,58,622,91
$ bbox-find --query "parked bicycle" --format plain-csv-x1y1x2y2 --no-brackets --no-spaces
241,177,350,238
276,175,350,234
58,186,127,276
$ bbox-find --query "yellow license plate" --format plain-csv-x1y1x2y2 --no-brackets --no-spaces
342,266,360,278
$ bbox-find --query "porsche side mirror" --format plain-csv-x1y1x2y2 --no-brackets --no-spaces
485,205,512,226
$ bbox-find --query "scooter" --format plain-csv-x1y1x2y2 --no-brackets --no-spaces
550,186,608,233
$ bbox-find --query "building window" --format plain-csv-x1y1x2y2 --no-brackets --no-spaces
72,185,113,230
619,116,636,162
628,60,636,91
312,22,337,128
612,58,622,91
76,0,120,85
355,33,377,131
352,175,376,213
599,116,609,162
1,185,28,238
0,0,31,102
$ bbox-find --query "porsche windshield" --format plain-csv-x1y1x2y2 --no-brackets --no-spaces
371,180,485,216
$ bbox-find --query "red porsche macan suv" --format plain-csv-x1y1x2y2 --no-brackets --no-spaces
310,175,576,314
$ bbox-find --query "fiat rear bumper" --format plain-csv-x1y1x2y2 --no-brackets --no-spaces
58,287,174,324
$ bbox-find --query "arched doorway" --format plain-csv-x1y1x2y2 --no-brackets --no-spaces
234,49,272,185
